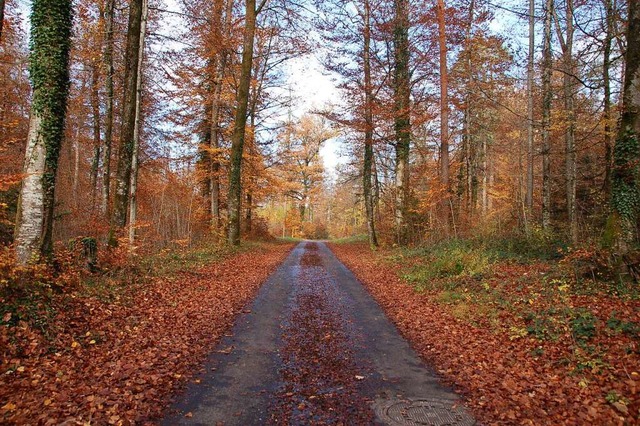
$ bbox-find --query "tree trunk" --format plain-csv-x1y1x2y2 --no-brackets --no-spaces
437,0,450,233
0,0,5,43
562,0,577,245
541,0,553,231
363,0,378,247
526,0,535,225
245,191,252,233
227,0,259,245
113,0,143,232
603,0,613,196
209,0,234,232
393,0,411,245
609,0,640,252
14,0,73,264
128,0,148,246
101,0,115,218
90,64,102,209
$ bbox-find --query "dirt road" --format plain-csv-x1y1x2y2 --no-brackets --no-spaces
162,241,474,425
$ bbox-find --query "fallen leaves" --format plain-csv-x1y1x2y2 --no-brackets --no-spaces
0,242,294,425
330,242,640,425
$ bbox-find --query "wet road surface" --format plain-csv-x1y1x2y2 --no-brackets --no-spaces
162,241,475,425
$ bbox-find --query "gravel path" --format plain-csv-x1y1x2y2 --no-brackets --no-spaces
162,241,474,425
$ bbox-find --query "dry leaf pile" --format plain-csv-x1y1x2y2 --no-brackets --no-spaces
330,243,639,425
1,243,293,425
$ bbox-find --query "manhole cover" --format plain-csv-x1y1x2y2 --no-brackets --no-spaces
374,398,475,426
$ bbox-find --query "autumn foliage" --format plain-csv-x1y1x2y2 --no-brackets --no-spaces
330,242,639,424
0,242,293,424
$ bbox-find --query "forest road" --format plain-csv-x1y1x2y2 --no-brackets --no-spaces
161,241,475,425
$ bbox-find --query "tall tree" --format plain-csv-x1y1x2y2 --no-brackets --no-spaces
101,0,116,217
556,0,577,244
210,0,234,231
393,0,411,244
227,0,267,245
525,0,535,227
609,0,640,253
602,0,614,196
113,0,143,233
437,0,450,233
541,0,553,231
128,0,149,245
14,0,73,263
363,0,378,247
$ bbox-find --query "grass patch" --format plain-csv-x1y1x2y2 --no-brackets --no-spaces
330,234,369,244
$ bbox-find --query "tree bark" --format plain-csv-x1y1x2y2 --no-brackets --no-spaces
526,0,535,224
363,0,378,247
90,64,102,209
437,0,450,234
128,0,148,246
0,0,5,43
113,0,143,232
541,0,553,232
14,0,73,263
393,0,411,245
562,0,577,245
227,0,260,245
101,0,115,218
602,0,613,196
609,0,640,252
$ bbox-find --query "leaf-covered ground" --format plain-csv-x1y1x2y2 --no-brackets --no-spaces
330,242,640,425
0,242,294,425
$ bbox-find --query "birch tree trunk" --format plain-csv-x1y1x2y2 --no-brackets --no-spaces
101,0,115,217
363,0,378,247
113,0,143,233
128,0,148,246
541,0,553,231
393,0,411,245
14,0,73,264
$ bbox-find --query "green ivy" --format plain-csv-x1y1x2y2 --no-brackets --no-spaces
28,0,73,254
611,129,640,223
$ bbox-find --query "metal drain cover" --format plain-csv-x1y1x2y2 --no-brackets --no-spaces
374,398,475,426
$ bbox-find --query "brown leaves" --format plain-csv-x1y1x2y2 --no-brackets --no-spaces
0,243,294,425
330,243,640,425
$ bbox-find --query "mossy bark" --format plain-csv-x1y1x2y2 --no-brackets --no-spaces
14,0,72,264
609,0,640,254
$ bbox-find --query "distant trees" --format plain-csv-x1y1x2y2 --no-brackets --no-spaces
2,0,640,262
14,0,73,263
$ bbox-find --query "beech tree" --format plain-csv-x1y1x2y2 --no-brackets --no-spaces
393,0,411,244
227,0,269,245
14,0,73,263
113,0,144,235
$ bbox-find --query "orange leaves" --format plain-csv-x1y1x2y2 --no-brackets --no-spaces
330,242,640,425
0,242,293,424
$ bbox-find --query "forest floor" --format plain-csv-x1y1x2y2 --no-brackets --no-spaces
0,241,294,425
330,240,640,425
162,241,474,425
